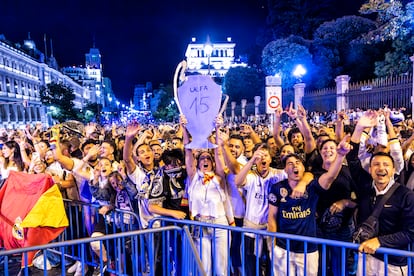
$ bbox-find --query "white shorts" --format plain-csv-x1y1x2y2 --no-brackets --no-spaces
272,245,319,276
357,253,408,276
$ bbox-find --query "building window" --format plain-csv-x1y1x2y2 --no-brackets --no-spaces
21,82,25,95
14,80,19,94
6,78,10,92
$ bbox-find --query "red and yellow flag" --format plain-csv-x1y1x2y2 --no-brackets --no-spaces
0,171,68,266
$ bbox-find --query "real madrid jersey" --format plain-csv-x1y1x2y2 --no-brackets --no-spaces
243,167,286,226
268,179,324,253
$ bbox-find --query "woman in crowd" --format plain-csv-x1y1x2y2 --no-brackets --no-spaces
313,139,357,275
0,140,25,180
183,115,233,276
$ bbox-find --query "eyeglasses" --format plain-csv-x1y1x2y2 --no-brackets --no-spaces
199,155,212,161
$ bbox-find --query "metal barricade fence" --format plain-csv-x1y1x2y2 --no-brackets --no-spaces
0,225,203,276
59,199,146,273
149,217,414,276
2,202,413,276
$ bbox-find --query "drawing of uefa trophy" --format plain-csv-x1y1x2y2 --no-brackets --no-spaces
173,60,228,149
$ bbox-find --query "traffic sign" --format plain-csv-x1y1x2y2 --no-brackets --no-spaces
265,86,282,114
267,95,280,109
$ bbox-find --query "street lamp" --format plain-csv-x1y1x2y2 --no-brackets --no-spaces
293,64,306,83
292,65,307,110
204,42,213,76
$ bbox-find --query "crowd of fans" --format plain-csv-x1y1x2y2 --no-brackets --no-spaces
0,104,413,276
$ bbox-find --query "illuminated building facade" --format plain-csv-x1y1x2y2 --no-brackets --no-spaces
184,37,247,77
0,35,88,128
133,82,152,111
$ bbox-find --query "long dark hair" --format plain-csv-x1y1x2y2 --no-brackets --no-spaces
4,140,24,171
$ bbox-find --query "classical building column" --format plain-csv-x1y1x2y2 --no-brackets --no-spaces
241,99,247,119
231,101,236,122
335,75,351,112
293,83,306,109
254,96,261,117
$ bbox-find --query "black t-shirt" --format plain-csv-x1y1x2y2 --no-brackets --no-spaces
312,165,356,227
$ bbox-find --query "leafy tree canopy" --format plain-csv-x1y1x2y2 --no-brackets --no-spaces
82,102,102,123
152,84,179,122
223,67,264,103
359,0,414,77
261,39,314,88
374,35,414,77
359,0,414,42
266,0,339,39
39,82,79,122
311,15,381,86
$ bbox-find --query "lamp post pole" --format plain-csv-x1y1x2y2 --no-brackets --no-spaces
293,65,307,109
204,43,213,76
208,55,211,75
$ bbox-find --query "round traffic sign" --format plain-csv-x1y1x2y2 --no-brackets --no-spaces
267,95,280,109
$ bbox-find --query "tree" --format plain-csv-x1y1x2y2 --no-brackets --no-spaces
359,0,414,42
374,35,414,77
359,0,414,76
82,102,102,123
39,82,79,122
223,67,265,103
261,39,314,88
311,15,380,87
266,0,342,39
152,85,179,122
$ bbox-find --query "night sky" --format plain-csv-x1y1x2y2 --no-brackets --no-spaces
0,0,267,103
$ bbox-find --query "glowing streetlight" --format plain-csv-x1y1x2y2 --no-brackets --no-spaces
293,64,306,83
204,41,213,76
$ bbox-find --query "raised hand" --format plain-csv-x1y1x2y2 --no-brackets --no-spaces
286,102,298,119
337,134,352,156
297,104,307,120
125,122,141,138
274,107,284,120
357,110,378,129
216,130,229,147
215,114,224,129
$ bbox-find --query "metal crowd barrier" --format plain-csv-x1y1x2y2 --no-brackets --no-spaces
1,200,413,276
61,199,148,273
0,226,203,276
149,217,414,276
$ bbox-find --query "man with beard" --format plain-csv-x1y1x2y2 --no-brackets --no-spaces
52,137,100,275
266,136,279,168
216,133,247,275
273,104,307,160
149,139,164,167
235,144,312,275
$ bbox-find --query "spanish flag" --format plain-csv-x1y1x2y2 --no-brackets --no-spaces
0,171,68,267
